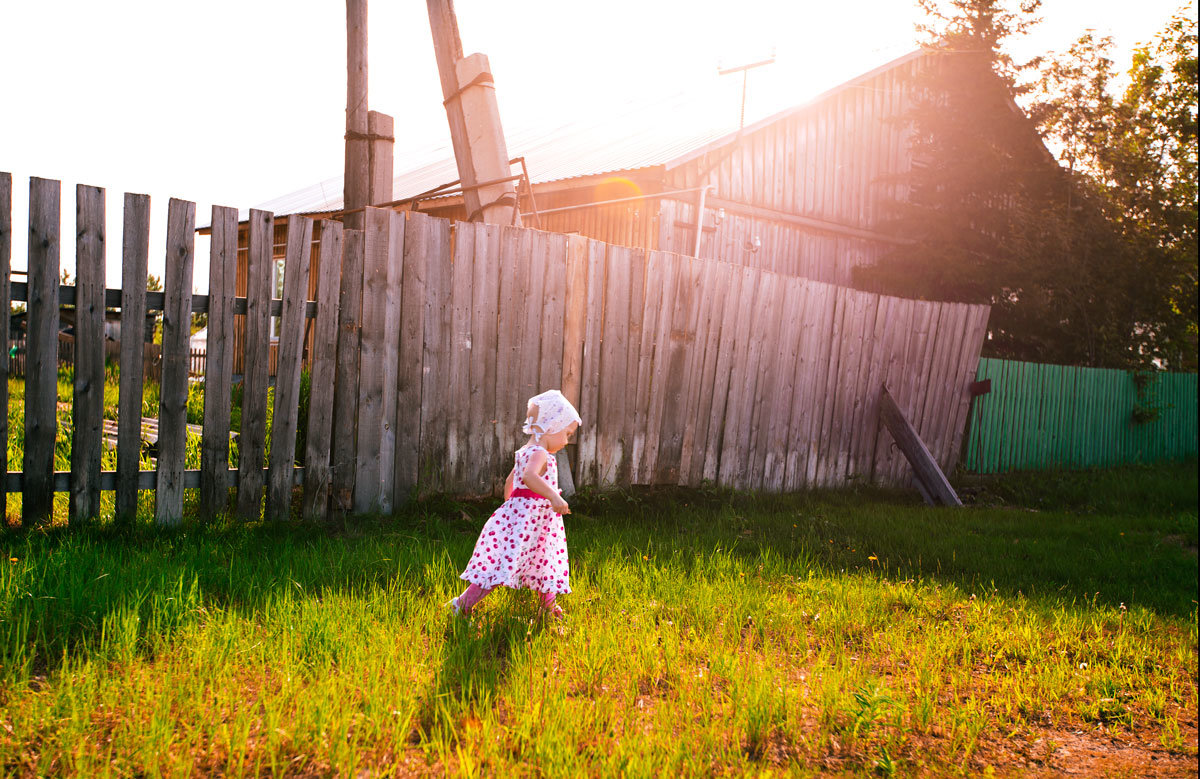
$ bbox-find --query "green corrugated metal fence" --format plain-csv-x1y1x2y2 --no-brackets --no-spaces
965,358,1198,473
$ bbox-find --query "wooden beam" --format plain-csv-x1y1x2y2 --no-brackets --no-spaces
704,194,909,245
425,0,482,221
878,384,962,507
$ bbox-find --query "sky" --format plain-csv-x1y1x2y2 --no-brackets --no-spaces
1,0,1190,291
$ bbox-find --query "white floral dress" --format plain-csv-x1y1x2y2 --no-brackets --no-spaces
460,444,571,594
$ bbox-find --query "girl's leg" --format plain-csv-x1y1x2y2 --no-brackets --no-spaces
538,590,563,618
455,582,492,614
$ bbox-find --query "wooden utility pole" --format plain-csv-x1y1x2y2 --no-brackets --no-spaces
426,0,519,225
345,0,370,232
345,0,393,231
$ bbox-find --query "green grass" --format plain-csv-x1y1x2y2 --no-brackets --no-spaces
0,463,1195,776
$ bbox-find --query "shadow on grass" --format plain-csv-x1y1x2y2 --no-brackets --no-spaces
1,461,1195,681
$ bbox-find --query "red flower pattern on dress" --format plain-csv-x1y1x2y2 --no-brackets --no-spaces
459,445,571,595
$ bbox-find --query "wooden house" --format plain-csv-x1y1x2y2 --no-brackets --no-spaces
210,50,1040,370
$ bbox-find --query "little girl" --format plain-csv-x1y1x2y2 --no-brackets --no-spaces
449,389,581,619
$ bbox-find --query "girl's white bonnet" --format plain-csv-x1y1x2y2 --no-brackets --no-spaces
522,390,582,440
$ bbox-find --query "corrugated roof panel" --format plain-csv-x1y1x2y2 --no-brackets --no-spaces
250,50,923,219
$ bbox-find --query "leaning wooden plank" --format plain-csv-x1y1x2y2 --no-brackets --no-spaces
418,215,453,496
24,177,61,524
446,221,475,492
576,238,606,486
266,215,314,521
352,207,391,511
235,209,273,520
116,194,151,519
879,385,962,507
331,228,365,512
155,198,197,525
302,220,343,520
0,173,8,517
377,210,405,508
69,184,106,524
200,205,238,517
469,223,502,494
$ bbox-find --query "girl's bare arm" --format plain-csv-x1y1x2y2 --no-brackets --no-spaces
522,449,570,514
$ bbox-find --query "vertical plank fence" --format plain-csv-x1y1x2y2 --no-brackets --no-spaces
965,358,1198,473
5,170,1001,530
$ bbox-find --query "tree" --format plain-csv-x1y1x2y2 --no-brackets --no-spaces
856,0,1197,370
1031,8,1197,369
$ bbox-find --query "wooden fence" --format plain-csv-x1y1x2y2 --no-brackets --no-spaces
7,338,206,382
964,358,1199,473
2,172,990,525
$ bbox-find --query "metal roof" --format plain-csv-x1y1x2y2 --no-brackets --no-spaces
251,50,925,219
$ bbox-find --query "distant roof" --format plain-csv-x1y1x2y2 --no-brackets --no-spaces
250,50,925,220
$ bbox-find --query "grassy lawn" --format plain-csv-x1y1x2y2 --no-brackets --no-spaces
0,463,1196,776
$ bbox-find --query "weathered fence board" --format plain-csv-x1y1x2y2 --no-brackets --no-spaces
154,198,196,525
331,228,365,512
69,184,106,523
302,220,344,520
235,209,272,520
597,244,631,484
576,237,606,486
0,173,8,517
419,215,452,496
116,194,151,519
266,215,313,521
393,213,428,499
200,205,238,516
353,207,392,511
469,223,502,494
24,177,61,524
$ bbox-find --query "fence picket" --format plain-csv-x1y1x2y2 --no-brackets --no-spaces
0,173,8,517
353,207,391,511
597,244,631,484
576,238,606,486
379,210,405,507
560,234,589,482
331,228,365,512
69,184,106,523
24,177,61,524
116,194,150,519
419,215,452,496
200,205,237,516
154,198,196,525
302,220,343,520
469,223,502,493
235,209,273,520
266,215,313,521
